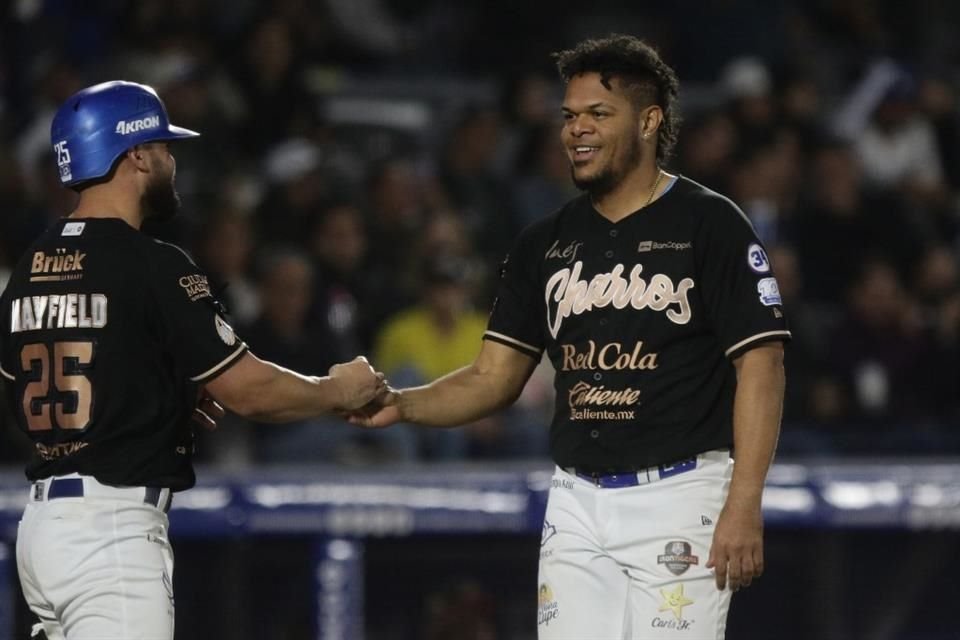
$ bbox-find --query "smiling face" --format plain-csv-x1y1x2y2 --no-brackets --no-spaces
561,72,648,198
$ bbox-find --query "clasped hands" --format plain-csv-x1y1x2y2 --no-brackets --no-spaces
328,356,398,427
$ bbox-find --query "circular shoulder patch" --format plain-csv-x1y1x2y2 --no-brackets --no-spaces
747,243,771,274
215,315,237,346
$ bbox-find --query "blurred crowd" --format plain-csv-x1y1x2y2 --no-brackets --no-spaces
2,0,960,466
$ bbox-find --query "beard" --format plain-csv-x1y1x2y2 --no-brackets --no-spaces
141,172,181,222
570,131,644,199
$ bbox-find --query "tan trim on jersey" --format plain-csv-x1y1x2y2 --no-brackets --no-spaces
725,330,792,357
190,344,247,382
0,363,14,381
483,331,542,355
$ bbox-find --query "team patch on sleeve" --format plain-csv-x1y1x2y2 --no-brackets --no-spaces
757,277,782,306
179,274,212,301
215,315,237,346
746,243,771,274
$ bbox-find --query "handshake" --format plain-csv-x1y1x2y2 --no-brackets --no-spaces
328,356,399,427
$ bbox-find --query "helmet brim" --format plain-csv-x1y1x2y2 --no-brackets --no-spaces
166,124,201,139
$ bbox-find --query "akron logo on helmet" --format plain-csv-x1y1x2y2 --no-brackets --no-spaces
115,115,160,135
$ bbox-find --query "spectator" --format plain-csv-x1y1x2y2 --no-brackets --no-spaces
511,123,579,228
243,248,416,463
825,260,937,452
373,256,490,459
306,201,374,356
439,107,518,263
195,209,260,326
792,138,922,305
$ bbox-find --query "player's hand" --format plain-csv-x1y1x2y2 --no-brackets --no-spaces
328,356,387,411
706,498,764,592
345,388,402,428
192,387,225,431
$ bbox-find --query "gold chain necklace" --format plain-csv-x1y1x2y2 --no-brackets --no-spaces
644,169,664,208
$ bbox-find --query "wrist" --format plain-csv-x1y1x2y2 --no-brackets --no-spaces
393,388,410,421
324,375,349,411
724,487,764,510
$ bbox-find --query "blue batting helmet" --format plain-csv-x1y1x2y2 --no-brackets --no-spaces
50,80,200,187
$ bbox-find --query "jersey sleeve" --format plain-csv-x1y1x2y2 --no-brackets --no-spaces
484,227,546,359
694,196,791,359
147,242,248,383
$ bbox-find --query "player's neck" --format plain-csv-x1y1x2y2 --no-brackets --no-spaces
70,183,145,230
592,164,669,223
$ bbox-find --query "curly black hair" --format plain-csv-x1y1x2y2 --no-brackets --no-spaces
553,34,681,165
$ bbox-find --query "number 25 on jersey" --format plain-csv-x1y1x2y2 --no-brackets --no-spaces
18,341,95,431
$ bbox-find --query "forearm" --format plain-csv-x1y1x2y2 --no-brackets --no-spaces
397,363,523,427
243,364,343,423
727,345,785,508
208,354,346,422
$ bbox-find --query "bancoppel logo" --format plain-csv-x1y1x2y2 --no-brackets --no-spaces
657,541,699,576
115,115,160,135
638,240,692,252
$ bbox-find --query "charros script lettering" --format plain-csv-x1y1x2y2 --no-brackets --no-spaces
545,262,694,338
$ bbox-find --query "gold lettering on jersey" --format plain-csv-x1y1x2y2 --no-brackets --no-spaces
10,294,107,332
179,274,211,301
567,381,640,420
560,340,659,371
545,262,694,338
36,441,89,460
29,249,86,282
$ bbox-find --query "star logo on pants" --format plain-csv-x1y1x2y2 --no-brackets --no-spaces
658,584,694,620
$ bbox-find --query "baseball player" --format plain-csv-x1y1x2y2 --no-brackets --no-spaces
351,35,789,639
0,81,385,640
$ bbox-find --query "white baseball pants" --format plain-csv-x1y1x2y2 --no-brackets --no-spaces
538,450,733,640
16,474,175,640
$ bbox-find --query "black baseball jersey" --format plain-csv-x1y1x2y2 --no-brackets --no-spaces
485,176,791,470
0,217,247,490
